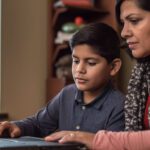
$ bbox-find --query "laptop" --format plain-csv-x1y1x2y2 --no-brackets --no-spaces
0,136,86,150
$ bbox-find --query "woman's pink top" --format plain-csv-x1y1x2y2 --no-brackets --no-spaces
92,130,150,150
92,96,150,150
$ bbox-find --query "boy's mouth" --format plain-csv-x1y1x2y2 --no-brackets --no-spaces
75,77,88,83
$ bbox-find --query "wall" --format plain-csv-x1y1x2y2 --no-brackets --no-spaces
1,0,51,120
0,0,1,111
97,0,117,29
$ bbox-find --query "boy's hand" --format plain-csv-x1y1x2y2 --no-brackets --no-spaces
0,121,21,138
45,131,75,142
44,130,95,149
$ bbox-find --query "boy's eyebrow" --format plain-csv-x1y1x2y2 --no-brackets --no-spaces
72,54,78,58
72,54,100,60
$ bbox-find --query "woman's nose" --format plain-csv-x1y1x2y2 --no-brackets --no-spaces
121,23,132,39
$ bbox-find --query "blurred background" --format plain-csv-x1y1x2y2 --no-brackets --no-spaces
0,0,135,120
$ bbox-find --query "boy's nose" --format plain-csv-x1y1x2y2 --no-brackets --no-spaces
76,63,86,73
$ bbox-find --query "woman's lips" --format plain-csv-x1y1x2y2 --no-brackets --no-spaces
128,42,138,50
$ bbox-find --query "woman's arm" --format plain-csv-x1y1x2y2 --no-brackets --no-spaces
93,130,150,150
45,130,150,150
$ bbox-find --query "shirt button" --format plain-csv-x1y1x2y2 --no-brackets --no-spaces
82,106,86,110
76,125,80,130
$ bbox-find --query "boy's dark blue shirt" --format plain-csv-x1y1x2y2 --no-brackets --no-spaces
14,83,125,137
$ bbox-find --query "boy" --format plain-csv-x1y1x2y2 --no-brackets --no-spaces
0,23,125,138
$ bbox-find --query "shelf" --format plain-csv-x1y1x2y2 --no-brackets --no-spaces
52,43,71,64
47,78,65,100
53,6,109,28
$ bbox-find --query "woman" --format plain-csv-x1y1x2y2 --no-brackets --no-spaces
44,0,150,149
115,0,150,131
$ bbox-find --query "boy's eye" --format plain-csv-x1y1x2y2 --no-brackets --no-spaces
73,59,79,64
88,61,96,66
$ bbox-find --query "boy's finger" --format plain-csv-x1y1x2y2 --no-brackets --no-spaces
10,128,21,138
45,134,62,141
45,131,68,141
59,133,76,143
0,122,10,135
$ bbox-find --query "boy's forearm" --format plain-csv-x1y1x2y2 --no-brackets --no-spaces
12,117,40,137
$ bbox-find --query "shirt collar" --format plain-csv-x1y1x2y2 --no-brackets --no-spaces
75,90,83,103
74,82,113,110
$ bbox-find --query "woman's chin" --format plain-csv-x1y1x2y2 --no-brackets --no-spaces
132,50,149,59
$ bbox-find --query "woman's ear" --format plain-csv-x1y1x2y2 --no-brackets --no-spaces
110,58,122,76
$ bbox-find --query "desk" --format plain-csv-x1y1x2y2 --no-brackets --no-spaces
0,136,86,150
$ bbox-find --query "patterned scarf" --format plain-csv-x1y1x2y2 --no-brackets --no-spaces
125,57,150,131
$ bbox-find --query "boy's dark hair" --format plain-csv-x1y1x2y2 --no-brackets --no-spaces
69,22,120,63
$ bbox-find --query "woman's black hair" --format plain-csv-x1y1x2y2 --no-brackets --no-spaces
115,0,123,26
116,0,150,25
116,0,150,58
69,22,120,63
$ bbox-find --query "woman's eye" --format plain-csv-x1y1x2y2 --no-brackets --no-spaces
130,19,140,25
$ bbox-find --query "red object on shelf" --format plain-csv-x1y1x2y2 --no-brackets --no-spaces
61,0,93,8
75,16,84,26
